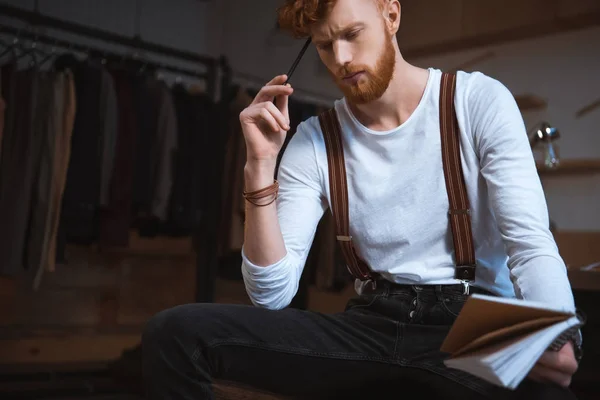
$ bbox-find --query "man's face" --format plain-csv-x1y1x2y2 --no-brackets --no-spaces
311,0,396,104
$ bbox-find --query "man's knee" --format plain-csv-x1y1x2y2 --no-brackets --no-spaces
142,304,200,362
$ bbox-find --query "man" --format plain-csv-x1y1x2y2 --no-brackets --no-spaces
142,1,582,398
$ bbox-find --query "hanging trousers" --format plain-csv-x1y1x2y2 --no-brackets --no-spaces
141,281,577,400
24,72,56,275
0,69,39,276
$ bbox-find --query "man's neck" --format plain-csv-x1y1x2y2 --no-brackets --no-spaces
347,57,430,132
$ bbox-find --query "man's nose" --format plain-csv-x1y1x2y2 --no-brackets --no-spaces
333,41,352,69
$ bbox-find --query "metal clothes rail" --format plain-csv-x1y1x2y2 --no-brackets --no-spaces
0,3,219,97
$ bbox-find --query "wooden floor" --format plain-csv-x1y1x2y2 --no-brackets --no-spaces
0,364,141,400
0,363,292,400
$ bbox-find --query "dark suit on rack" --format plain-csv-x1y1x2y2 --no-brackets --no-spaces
0,67,40,276
99,69,139,247
55,56,104,250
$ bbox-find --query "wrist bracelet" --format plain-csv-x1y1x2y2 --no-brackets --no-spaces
243,180,279,207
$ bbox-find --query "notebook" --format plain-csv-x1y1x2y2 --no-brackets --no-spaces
440,294,582,389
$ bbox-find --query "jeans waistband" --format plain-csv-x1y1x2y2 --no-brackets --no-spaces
363,278,493,297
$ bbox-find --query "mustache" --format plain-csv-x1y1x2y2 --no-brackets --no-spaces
336,65,368,79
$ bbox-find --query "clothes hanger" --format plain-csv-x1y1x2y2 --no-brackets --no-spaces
138,56,148,74
0,33,23,64
0,37,11,65
53,42,81,72
188,78,206,95
16,35,44,69
156,62,166,81
38,37,59,69
0,37,9,51
14,24,45,68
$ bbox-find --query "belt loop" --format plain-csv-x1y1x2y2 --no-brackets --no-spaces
368,279,377,292
434,285,445,302
362,278,378,295
382,280,390,298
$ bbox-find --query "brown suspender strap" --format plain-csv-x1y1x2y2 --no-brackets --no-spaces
440,72,477,281
318,71,476,283
318,108,375,281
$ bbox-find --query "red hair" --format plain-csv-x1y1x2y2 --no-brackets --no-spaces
277,0,385,38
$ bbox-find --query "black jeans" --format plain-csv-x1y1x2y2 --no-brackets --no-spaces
141,281,577,399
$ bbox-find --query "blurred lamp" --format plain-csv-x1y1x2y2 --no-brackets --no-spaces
528,122,560,169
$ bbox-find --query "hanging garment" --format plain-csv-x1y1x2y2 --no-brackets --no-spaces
0,68,5,164
131,76,178,232
151,81,178,222
56,56,104,246
0,64,15,188
98,67,118,208
0,97,4,165
0,67,40,276
167,85,216,236
24,72,60,276
132,75,161,215
167,85,196,236
42,70,76,276
99,70,139,247
194,94,231,303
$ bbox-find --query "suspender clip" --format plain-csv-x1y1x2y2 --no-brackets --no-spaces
461,280,470,295
455,264,476,282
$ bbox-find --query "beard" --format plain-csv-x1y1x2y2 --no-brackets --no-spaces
330,34,396,105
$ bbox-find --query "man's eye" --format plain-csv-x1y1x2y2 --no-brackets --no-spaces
346,30,360,40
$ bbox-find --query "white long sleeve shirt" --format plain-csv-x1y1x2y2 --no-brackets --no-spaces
241,68,576,313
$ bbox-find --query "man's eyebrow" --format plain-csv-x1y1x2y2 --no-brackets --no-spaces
313,22,366,45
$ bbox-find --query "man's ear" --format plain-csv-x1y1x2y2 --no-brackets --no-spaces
384,1,401,35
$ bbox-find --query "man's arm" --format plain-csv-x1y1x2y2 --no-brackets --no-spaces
242,119,328,310
468,73,575,311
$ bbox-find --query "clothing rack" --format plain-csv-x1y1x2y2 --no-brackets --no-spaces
0,3,227,304
0,3,220,99
0,24,211,85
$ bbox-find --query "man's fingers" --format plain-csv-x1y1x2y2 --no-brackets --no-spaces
528,364,572,387
264,102,290,131
527,345,578,388
253,85,293,104
275,84,291,116
537,346,578,375
259,108,280,133
527,365,546,383
255,103,289,132
242,102,290,133
265,74,288,86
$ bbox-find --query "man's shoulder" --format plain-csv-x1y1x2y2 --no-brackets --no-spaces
455,70,513,103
